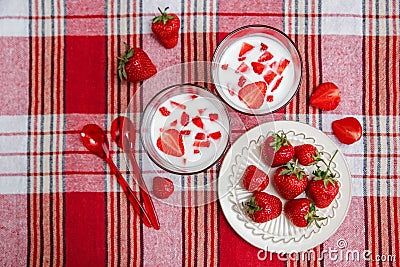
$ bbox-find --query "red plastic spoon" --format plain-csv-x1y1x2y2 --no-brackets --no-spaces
111,116,160,230
80,124,152,228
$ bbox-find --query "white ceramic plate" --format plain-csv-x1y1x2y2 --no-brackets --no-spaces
218,121,351,253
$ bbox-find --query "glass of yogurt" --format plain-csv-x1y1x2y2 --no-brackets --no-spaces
212,25,302,115
140,84,231,174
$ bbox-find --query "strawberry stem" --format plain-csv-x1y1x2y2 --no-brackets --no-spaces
269,131,290,151
243,196,262,215
304,203,326,228
117,42,134,81
152,7,175,24
312,150,339,187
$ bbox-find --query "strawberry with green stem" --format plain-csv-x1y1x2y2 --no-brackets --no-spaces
273,161,308,200
152,7,180,48
307,150,340,208
243,192,282,223
284,198,326,228
262,131,295,167
294,144,322,166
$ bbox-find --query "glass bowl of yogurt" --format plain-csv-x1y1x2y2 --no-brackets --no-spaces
212,25,302,115
140,84,231,174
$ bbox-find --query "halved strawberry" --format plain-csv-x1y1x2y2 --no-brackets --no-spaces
277,58,290,75
195,132,206,140
170,100,186,109
221,64,228,70
263,70,277,85
242,165,269,192
310,82,341,111
251,62,265,75
332,117,362,144
239,42,254,57
193,140,210,147
159,106,170,116
235,62,249,73
271,76,283,92
238,81,267,109
180,111,190,126
238,56,246,61
238,76,246,87
156,129,184,157
209,113,218,121
258,51,273,62
192,116,204,129
208,131,221,140
260,42,268,51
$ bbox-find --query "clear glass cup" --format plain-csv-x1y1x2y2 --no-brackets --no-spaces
212,25,303,115
140,83,231,175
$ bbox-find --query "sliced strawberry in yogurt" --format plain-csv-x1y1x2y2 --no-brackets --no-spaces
170,120,178,126
156,129,185,157
271,76,283,92
195,132,206,140
209,113,219,121
221,64,229,70
251,62,265,75
258,51,273,62
193,140,211,147
263,70,277,85
266,95,274,102
192,116,204,129
159,106,171,116
269,61,278,70
208,131,221,140
180,130,191,135
277,58,290,75
238,56,246,61
239,42,254,57
194,149,200,154
238,76,246,87
181,111,190,126
235,62,249,73
198,109,206,115
260,42,268,51
170,100,186,109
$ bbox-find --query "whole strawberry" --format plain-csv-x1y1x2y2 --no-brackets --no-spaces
284,198,325,228
262,132,295,167
117,43,157,82
152,7,180,48
294,144,321,166
242,165,269,192
273,162,308,200
307,150,340,208
152,176,174,199
243,192,282,223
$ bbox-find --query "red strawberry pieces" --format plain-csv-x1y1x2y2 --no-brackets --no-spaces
258,51,274,62
209,113,218,121
294,144,320,166
251,62,265,75
260,42,268,51
238,81,267,109
309,82,341,111
242,165,269,192
263,70,277,85
159,106,171,116
192,116,204,129
235,62,249,73
284,198,325,227
156,129,185,157
332,117,362,144
271,76,283,92
221,64,229,70
208,131,221,140
194,132,206,140
243,192,282,223
170,100,186,109
180,111,190,126
239,42,255,57
152,176,174,199
238,76,246,87
277,58,290,75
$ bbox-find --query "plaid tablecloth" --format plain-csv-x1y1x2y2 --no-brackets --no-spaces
1,0,399,266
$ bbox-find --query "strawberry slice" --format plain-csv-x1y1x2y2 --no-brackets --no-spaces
195,132,206,140
209,113,219,121
156,129,184,157
310,82,341,110
181,111,190,126
180,130,191,135
170,120,178,126
239,42,255,57
198,109,206,115
192,116,204,129
263,70,277,85
208,131,221,140
271,76,283,92
251,62,265,75
221,64,229,70
235,62,249,73
159,106,170,116
258,51,273,62
238,81,267,109
238,76,247,87
277,58,290,75
194,149,200,154
260,42,268,51
269,61,278,70
193,140,211,147
170,100,186,109
238,56,246,61
266,95,274,102
191,95,198,99
332,117,362,144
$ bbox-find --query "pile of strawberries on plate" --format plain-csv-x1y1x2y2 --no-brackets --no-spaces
242,131,339,228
